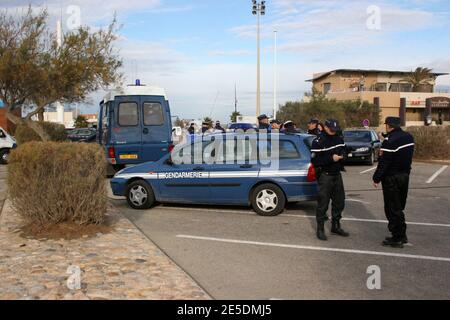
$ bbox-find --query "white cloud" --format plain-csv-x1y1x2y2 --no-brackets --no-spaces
230,0,447,53
208,50,252,57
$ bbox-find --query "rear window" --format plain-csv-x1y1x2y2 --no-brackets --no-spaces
279,140,300,159
143,102,164,126
259,139,301,160
118,102,138,126
343,131,371,142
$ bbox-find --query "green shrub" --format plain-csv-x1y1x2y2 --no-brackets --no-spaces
7,142,107,225
15,122,67,144
407,126,450,160
277,96,380,129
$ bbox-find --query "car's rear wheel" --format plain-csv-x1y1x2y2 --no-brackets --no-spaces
0,149,10,165
251,183,286,216
126,180,155,209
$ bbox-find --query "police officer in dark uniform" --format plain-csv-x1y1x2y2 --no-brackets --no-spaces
311,119,349,241
373,117,414,248
307,118,321,136
258,114,271,132
201,122,210,134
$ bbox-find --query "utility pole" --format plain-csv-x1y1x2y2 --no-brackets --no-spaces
252,1,266,117
55,13,65,126
234,83,237,114
273,30,277,119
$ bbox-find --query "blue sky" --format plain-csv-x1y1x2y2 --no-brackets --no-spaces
4,0,450,121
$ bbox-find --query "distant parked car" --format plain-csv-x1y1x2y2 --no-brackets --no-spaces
67,128,97,143
343,129,381,165
227,122,256,132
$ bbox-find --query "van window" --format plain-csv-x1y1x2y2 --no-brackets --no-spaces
118,102,138,126
143,102,164,126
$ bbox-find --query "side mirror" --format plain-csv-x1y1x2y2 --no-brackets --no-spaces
165,157,174,166
0,131,5,138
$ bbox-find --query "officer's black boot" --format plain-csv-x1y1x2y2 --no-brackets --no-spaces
331,220,349,237
316,222,327,241
385,235,408,244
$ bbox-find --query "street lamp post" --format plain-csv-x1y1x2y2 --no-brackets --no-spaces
252,0,266,117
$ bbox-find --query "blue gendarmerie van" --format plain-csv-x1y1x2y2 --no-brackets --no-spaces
98,80,174,171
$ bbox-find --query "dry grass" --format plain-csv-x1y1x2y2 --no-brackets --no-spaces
7,142,107,225
407,126,450,160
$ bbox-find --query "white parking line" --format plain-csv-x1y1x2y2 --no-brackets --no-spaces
346,198,371,205
176,235,450,262
360,167,377,174
158,206,450,228
426,165,448,184
283,214,450,228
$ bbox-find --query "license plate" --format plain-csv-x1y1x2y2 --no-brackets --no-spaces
119,154,138,160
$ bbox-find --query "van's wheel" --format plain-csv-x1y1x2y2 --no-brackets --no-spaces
126,180,155,209
251,183,286,216
0,149,10,165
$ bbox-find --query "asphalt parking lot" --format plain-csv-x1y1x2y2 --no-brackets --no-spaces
114,162,449,299
2,161,449,299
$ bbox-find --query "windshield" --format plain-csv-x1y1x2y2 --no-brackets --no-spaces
343,131,371,142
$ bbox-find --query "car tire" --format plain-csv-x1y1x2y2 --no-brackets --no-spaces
251,183,286,216
126,180,155,210
0,149,10,165
367,151,375,166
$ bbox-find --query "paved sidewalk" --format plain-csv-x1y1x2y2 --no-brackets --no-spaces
0,190,210,299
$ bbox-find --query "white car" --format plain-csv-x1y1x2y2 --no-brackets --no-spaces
0,126,17,164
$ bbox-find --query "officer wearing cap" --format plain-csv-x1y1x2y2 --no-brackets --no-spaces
270,119,282,131
214,121,226,133
311,119,349,241
283,120,297,133
201,122,210,134
373,117,415,248
258,114,271,132
307,118,321,136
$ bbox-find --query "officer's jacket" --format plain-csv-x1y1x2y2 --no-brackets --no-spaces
258,123,272,132
311,133,346,174
373,128,414,183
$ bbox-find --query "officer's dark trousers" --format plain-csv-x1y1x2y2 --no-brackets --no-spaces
316,172,345,223
382,173,409,239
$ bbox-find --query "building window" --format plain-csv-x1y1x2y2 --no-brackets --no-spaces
323,83,331,94
374,83,387,92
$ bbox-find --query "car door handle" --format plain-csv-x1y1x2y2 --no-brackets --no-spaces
240,164,253,168
143,128,149,134
193,167,205,171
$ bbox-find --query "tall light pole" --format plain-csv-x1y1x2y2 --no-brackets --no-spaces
273,30,277,120
252,0,265,117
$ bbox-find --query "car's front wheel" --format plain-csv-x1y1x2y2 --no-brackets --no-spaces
0,149,10,165
251,183,286,216
367,150,375,166
126,180,155,209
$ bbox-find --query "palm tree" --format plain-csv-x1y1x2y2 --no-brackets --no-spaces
403,67,434,92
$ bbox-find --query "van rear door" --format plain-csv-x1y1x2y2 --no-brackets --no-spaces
112,95,142,164
140,96,172,162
